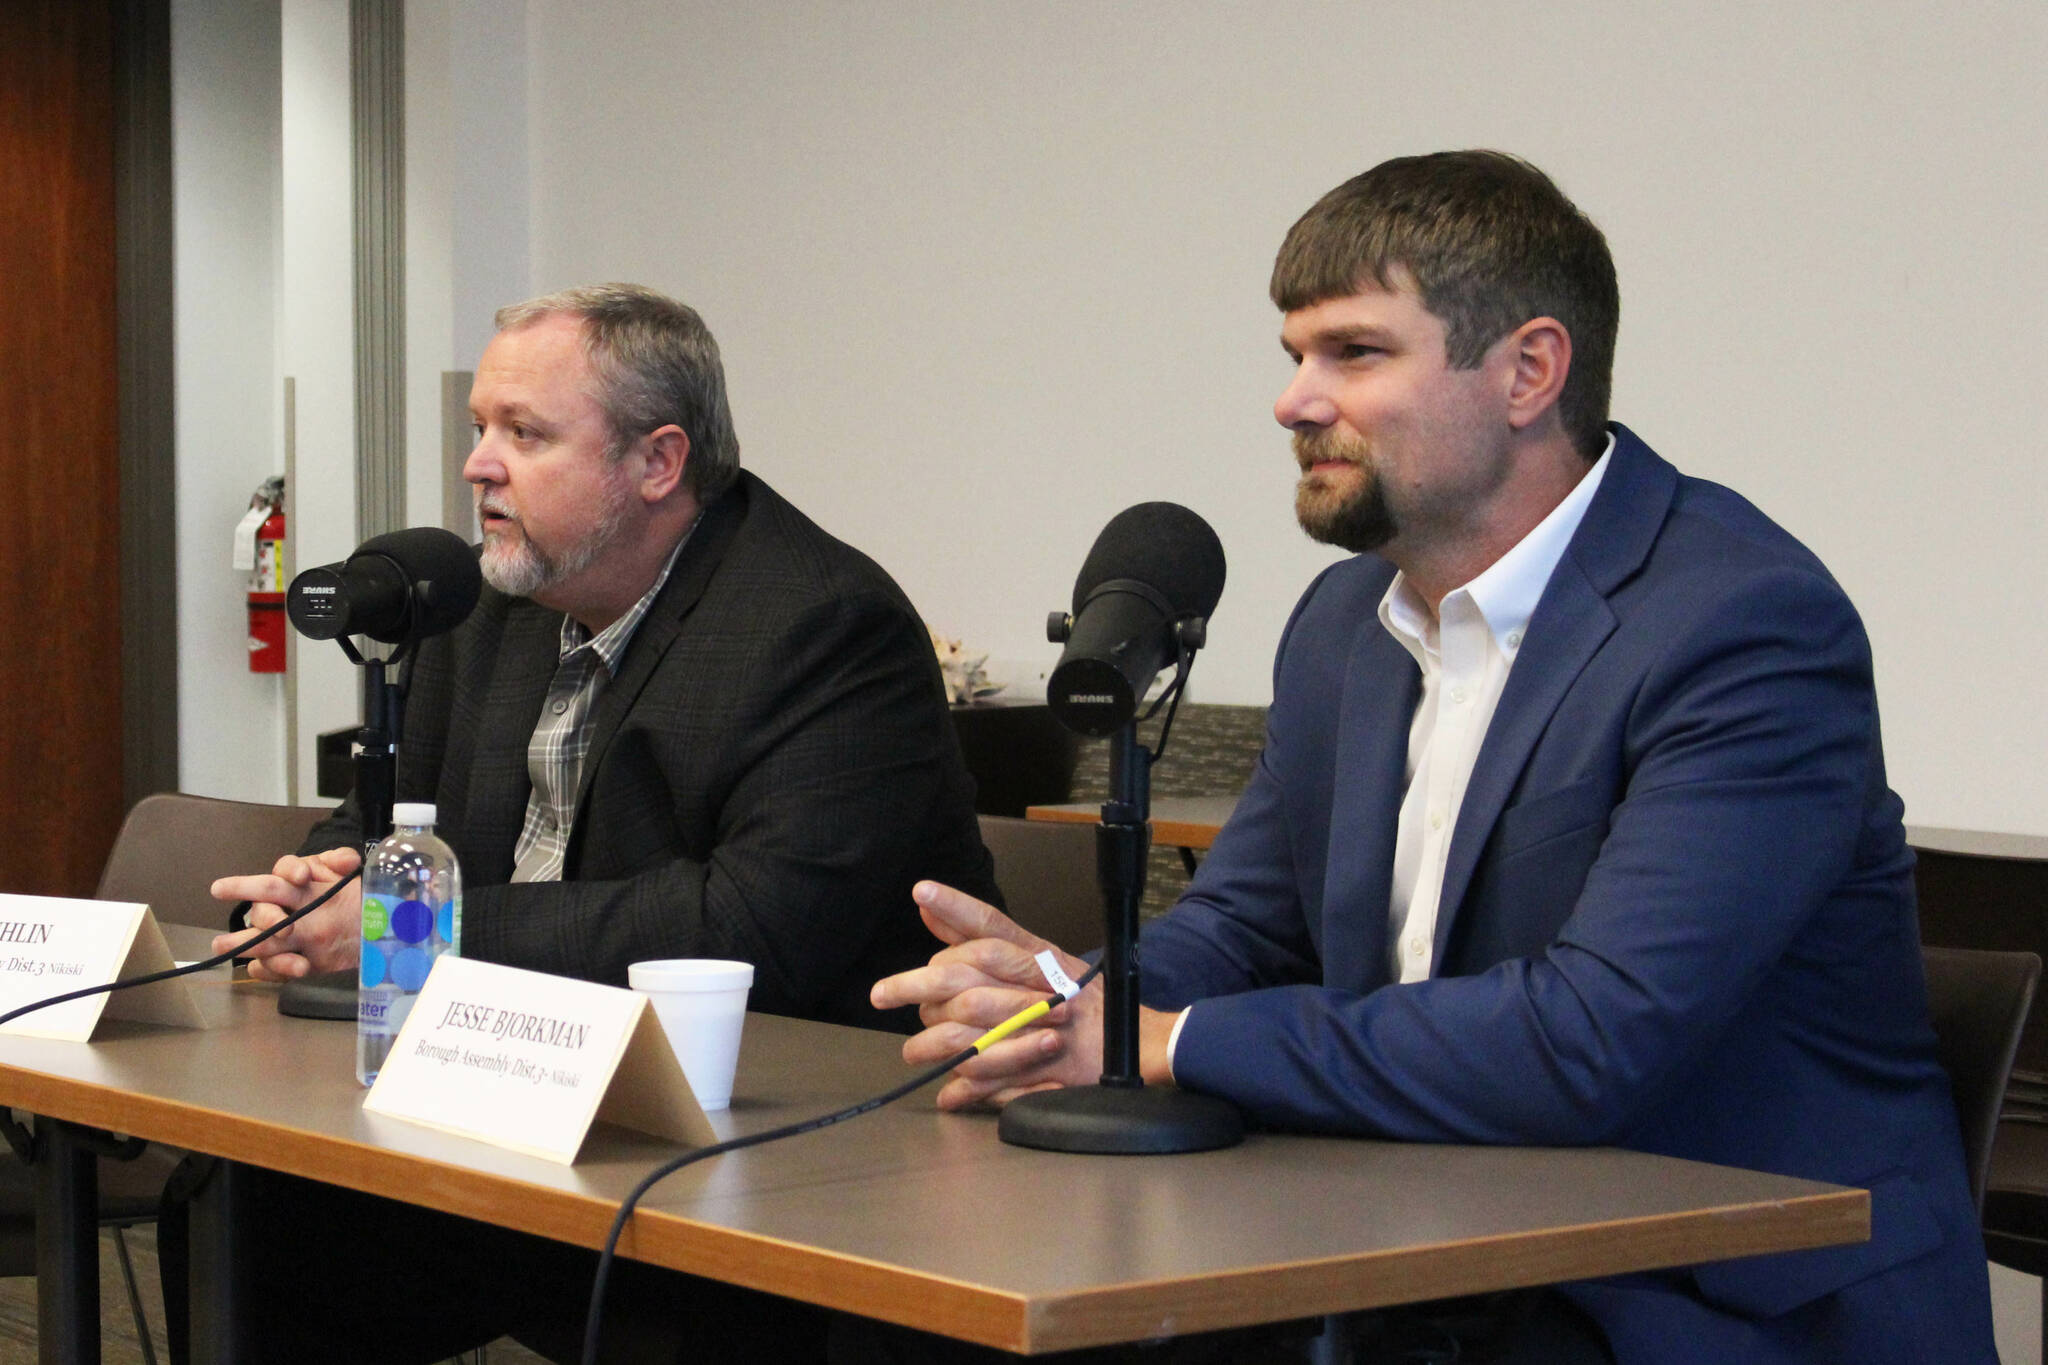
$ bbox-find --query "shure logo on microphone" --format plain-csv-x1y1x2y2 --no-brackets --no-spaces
302,586,337,595
1067,694,1117,704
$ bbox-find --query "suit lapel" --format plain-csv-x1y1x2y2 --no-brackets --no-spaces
1321,621,1420,995
1430,427,1677,967
570,475,753,838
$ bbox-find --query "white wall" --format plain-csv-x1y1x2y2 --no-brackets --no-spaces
171,1,2048,833
171,0,287,802
170,0,361,807
447,0,532,371
410,0,536,536
494,0,2047,835
278,0,361,805
404,0,454,532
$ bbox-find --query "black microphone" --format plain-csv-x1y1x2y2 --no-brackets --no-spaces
286,527,482,645
1045,503,1226,737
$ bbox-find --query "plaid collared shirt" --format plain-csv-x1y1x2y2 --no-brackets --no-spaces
509,530,693,884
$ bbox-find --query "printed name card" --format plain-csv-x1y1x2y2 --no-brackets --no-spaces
364,955,717,1164
0,895,205,1040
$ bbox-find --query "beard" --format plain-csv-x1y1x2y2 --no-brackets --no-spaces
1293,429,1396,554
477,470,637,600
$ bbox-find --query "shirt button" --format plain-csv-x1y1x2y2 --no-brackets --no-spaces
1506,630,1523,649
1449,685,1468,705
551,701,567,715
1429,809,1445,830
1408,938,1426,958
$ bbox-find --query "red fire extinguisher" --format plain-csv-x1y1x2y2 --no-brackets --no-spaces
242,477,287,673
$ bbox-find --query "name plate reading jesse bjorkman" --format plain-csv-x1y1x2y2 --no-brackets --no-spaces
0,895,205,1041
364,955,717,1164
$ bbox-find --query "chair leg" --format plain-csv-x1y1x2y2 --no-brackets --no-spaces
111,1223,161,1365
1306,1314,1353,1365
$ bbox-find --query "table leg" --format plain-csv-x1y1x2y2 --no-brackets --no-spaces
33,1118,100,1365
185,1158,258,1365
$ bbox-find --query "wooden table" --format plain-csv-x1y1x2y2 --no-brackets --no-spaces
1025,795,1240,852
0,942,1868,1361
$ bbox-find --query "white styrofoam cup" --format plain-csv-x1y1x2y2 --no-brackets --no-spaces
626,958,754,1110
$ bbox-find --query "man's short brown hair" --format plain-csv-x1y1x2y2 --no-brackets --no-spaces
1271,151,1619,458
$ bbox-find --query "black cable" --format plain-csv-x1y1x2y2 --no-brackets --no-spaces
580,959,1105,1364
0,866,364,1030
1138,629,1198,763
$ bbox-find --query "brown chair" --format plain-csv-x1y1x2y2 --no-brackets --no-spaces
1,793,329,1354
1922,946,2041,1212
977,815,1105,955
93,792,334,927
1912,829,2048,1352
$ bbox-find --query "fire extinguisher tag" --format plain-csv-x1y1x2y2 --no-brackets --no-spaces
232,504,269,571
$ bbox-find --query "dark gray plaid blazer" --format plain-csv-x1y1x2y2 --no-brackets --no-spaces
309,472,997,1031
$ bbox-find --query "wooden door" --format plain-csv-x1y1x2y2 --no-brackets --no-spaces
0,0,127,897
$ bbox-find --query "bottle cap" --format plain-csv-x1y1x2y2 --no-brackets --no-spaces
392,802,437,828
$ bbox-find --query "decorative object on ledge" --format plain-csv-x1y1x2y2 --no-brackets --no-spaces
929,629,1004,705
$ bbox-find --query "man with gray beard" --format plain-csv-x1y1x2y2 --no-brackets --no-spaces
191,284,996,1364
215,282,995,1026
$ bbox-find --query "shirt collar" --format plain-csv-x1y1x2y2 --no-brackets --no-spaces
1378,431,1615,666
558,516,699,674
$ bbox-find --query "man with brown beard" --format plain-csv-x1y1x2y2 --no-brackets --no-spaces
874,153,1996,1364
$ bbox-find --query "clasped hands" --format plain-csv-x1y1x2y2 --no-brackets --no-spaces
870,880,1180,1110
208,848,365,982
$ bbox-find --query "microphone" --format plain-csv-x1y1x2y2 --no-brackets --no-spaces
286,527,482,645
1045,503,1226,737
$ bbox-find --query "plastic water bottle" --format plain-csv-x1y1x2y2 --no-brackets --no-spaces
356,802,462,1085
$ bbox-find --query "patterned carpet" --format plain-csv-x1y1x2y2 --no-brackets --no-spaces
0,1228,170,1364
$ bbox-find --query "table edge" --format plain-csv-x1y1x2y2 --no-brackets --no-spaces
0,1054,1871,1353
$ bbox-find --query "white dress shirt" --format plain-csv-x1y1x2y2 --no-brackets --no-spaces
1379,438,1610,982
1165,434,1613,1071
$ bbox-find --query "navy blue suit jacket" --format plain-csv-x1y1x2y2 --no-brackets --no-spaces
1140,427,1994,1363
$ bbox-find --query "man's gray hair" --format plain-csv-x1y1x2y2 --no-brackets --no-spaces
495,283,741,499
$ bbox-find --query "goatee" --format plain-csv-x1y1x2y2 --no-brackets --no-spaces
1293,430,1396,554
475,472,637,599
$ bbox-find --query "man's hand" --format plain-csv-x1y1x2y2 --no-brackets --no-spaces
872,881,1181,1110
209,848,365,982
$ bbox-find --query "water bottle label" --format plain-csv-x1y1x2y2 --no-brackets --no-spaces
359,990,396,1035
437,896,460,949
392,899,434,945
389,946,436,992
362,895,390,940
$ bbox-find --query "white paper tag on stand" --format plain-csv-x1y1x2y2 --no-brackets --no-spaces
364,955,716,1164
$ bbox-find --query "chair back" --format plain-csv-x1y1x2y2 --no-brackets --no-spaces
1923,945,2042,1213
978,815,1104,955
95,792,332,928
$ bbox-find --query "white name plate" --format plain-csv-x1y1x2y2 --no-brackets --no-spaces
0,895,205,1040
364,955,717,1164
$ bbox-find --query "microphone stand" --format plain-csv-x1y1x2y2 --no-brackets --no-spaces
276,635,411,1019
998,656,1244,1155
